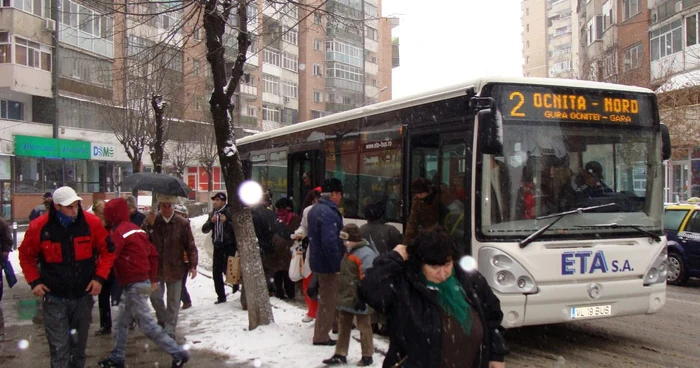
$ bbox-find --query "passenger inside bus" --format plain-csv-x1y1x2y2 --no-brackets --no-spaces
403,177,440,245
384,179,402,222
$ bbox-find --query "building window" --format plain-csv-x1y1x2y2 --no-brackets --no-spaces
248,106,256,117
526,8,529,16
526,24,529,32
263,74,280,95
262,104,281,122
57,0,114,58
313,63,323,76
204,63,210,77
602,50,618,79
0,32,10,64
313,38,322,51
313,12,321,25
549,60,572,76
14,36,51,71
587,16,603,45
603,1,613,30
526,40,530,48
193,60,200,75
194,97,202,111
282,27,298,45
282,52,298,72
622,0,639,22
263,48,281,66
326,40,363,68
282,80,298,99
6,0,51,18
0,99,24,120
194,27,201,41
366,26,378,41
327,62,363,83
651,19,682,61
687,13,699,47
623,43,642,71
342,96,352,105
313,90,321,103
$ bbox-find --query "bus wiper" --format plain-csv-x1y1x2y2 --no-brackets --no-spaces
519,203,617,249
574,223,661,242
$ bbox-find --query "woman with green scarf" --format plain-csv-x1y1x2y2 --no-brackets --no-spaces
358,229,509,368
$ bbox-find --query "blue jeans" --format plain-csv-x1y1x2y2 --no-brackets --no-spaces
149,280,182,337
43,294,94,368
109,280,188,363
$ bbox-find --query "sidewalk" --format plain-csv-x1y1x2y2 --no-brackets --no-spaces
0,270,239,367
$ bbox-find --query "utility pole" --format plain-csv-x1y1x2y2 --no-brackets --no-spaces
52,0,60,138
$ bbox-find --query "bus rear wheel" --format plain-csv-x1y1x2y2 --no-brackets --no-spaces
667,252,687,286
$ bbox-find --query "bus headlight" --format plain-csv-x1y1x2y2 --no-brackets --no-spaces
643,247,668,286
479,247,538,294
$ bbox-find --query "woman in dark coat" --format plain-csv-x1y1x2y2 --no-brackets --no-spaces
358,229,509,368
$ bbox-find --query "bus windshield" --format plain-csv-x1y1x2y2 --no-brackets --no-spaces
477,85,663,241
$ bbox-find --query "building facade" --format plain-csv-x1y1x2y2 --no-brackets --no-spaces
0,0,399,221
522,0,579,78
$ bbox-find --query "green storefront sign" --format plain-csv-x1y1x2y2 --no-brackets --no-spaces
15,135,91,159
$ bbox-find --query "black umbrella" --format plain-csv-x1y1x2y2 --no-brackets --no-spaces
119,172,191,198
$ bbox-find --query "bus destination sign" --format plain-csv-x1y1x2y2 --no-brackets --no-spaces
495,86,650,125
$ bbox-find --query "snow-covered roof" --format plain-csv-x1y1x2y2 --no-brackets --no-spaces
237,76,654,146
655,69,700,94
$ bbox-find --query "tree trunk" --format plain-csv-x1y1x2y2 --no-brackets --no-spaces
131,157,142,196
203,0,273,329
151,95,165,174
206,165,214,212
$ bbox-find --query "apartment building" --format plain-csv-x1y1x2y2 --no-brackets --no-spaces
575,0,650,87
522,0,579,78
0,0,397,220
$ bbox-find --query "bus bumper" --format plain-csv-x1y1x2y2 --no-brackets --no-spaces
498,280,666,328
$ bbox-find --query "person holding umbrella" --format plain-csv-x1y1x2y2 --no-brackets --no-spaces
143,194,198,340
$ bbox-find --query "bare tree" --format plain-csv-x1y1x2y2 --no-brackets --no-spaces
198,123,218,212
166,125,199,179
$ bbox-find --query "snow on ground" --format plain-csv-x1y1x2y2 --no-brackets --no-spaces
8,216,387,367
184,214,388,366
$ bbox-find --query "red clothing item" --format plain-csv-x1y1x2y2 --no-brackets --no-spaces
303,273,318,318
19,206,113,298
104,198,159,286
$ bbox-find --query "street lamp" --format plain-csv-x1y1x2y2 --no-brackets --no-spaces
366,86,388,106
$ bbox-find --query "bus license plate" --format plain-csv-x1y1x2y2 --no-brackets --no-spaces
570,305,612,319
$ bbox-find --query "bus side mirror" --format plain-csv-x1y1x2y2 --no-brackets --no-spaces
477,110,503,155
660,123,671,161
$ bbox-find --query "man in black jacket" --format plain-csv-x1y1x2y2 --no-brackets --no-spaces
202,192,237,304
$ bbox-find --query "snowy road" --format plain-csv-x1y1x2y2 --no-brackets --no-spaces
505,282,700,368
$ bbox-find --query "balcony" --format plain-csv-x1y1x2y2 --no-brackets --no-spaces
238,115,258,129
240,84,257,97
0,6,53,45
327,102,356,113
0,64,52,98
262,120,282,131
326,27,363,44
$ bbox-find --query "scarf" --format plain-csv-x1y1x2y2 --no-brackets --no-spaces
56,211,75,228
421,271,472,335
213,206,226,243
276,208,295,226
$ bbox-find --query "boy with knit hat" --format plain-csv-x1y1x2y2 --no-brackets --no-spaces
322,223,378,366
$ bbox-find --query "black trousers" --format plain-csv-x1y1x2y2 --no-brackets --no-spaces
43,294,94,368
273,270,296,299
212,246,228,301
97,273,117,329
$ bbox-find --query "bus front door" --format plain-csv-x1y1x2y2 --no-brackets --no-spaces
407,131,470,253
289,150,322,214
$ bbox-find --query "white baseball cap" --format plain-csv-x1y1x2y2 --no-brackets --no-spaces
52,186,83,206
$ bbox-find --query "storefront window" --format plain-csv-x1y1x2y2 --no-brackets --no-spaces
44,159,62,190
15,156,42,193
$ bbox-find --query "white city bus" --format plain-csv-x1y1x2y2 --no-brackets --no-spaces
237,76,671,327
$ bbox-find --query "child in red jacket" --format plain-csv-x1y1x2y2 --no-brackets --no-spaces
97,198,190,368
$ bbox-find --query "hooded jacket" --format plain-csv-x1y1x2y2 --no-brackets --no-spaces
104,198,159,286
19,202,113,299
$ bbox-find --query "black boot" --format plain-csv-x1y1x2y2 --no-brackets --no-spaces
357,356,373,366
322,354,347,365
95,326,111,336
97,358,124,368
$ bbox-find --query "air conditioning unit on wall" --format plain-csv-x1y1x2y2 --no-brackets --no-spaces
651,9,658,24
43,18,56,32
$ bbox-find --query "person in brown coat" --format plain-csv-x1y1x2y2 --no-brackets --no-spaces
143,194,198,339
403,178,441,246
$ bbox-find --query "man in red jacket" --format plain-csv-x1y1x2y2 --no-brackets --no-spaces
97,198,190,368
19,186,114,368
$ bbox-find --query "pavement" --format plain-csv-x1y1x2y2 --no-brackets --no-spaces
0,272,236,367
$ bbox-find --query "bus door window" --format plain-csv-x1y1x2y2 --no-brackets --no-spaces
289,151,317,213
405,133,440,244
439,141,467,254
267,150,288,205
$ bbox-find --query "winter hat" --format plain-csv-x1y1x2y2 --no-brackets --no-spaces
339,223,362,242
585,161,604,179
156,193,178,204
322,178,343,193
363,203,385,221
52,186,82,206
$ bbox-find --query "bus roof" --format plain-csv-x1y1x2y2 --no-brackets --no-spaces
237,76,654,146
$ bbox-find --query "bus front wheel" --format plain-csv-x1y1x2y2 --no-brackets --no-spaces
667,251,688,286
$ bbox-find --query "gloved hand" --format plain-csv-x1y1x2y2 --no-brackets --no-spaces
106,236,115,253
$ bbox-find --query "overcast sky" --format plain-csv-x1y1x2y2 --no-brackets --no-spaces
382,1,524,98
